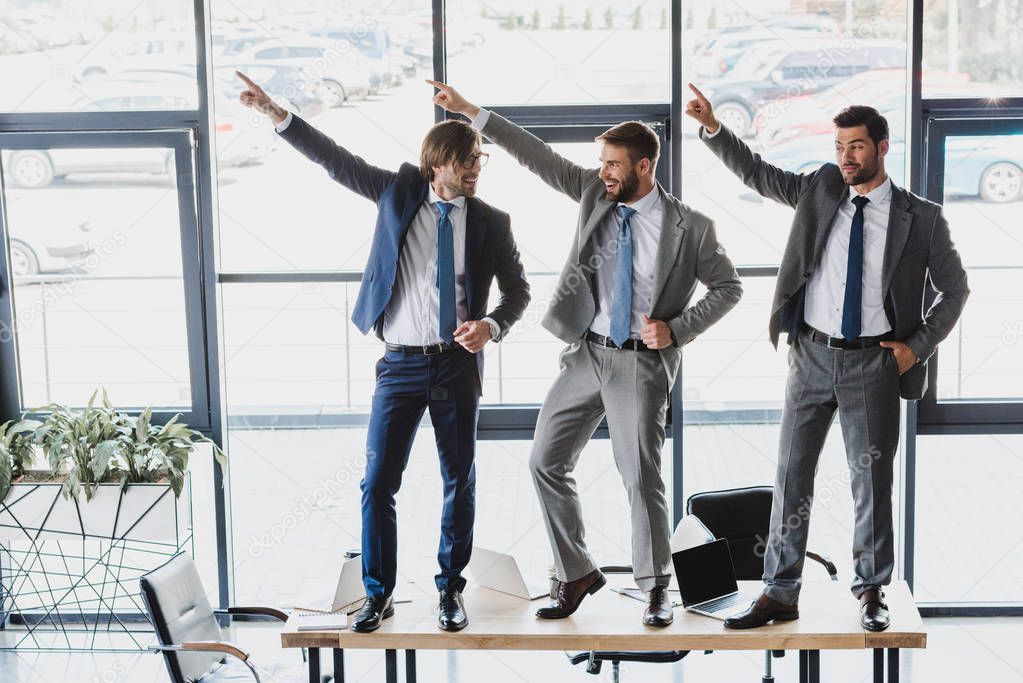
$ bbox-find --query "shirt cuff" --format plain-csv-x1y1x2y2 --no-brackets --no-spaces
469,108,490,131
481,316,500,340
274,111,294,133
700,123,722,139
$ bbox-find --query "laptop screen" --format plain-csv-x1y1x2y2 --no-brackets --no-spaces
672,538,740,607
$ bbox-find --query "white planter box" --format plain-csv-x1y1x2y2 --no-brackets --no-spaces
0,480,189,543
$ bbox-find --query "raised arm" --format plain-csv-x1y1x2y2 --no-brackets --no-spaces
686,82,813,208
236,71,396,201
427,79,595,202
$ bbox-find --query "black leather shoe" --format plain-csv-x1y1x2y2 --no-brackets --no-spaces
351,594,394,633
859,588,890,632
536,569,606,619
723,593,799,629
643,585,674,627
438,588,468,632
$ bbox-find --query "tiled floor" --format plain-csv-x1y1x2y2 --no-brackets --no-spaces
1,617,1022,682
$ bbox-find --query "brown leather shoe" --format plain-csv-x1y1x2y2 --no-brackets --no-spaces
643,585,674,627
858,588,890,632
536,569,606,619
723,593,799,629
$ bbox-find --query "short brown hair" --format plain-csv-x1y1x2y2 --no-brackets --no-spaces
833,105,889,147
420,120,481,181
595,121,660,166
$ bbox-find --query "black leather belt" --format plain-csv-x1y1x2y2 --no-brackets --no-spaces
802,325,894,350
585,330,661,352
384,342,458,355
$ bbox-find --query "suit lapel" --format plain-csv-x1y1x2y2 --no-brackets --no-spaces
579,196,615,261
813,172,849,267
882,186,912,294
651,188,686,307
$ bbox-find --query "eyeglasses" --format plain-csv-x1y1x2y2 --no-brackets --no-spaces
462,152,490,169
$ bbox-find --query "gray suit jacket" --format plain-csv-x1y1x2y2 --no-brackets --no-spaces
701,123,969,400
479,112,743,380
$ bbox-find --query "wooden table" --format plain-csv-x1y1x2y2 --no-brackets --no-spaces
281,579,926,683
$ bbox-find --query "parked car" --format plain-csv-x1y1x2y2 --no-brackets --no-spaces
763,114,1023,202
698,39,905,136
7,219,95,277
754,69,980,146
225,38,375,107
691,29,831,80
74,34,194,81
1,82,275,189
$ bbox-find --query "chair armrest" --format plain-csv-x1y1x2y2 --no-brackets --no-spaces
150,641,251,661
806,551,838,580
150,642,262,683
222,606,289,622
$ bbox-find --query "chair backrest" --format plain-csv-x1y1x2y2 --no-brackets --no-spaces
686,486,773,581
140,553,223,683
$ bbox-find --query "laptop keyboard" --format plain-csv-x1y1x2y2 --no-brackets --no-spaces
698,593,746,613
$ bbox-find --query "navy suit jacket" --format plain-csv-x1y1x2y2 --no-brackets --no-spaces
278,114,530,392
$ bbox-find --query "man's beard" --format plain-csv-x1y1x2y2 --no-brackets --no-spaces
440,174,476,197
605,169,640,202
842,158,881,186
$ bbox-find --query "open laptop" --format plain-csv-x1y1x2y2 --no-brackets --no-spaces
672,538,756,620
468,547,549,600
293,554,365,615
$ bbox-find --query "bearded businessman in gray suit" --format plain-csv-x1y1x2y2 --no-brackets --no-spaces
687,84,968,631
429,80,742,627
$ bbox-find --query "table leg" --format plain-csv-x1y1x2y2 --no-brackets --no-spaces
308,647,320,683
333,648,345,683
385,649,397,683
799,650,808,683
874,648,885,683
405,650,416,683
888,648,900,683
807,650,820,683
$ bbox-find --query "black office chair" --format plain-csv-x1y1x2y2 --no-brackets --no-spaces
568,486,837,683
140,552,331,683
688,486,838,683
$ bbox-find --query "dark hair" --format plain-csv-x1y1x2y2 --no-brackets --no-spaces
833,105,889,147
595,121,660,166
420,120,481,181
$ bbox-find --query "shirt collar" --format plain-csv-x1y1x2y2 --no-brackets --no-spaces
429,187,466,210
618,184,660,216
848,175,892,205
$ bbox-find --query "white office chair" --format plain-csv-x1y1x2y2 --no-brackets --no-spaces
140,552,329,683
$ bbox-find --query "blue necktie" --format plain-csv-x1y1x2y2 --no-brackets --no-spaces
841,195,870,341
610,205,637,347
436,201,456,344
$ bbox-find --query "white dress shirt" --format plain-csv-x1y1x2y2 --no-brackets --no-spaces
275,112,498,345
589,185,665,339
382,190,470,345
804,177,893,338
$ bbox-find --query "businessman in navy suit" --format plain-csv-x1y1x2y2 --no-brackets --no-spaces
237,73,530,633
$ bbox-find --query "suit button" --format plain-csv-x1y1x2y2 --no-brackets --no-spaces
783,293,790,300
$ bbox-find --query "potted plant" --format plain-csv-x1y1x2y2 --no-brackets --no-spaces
0,389,225,541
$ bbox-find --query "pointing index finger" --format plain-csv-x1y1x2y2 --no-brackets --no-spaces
687,82,707,102
235,70,258,89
